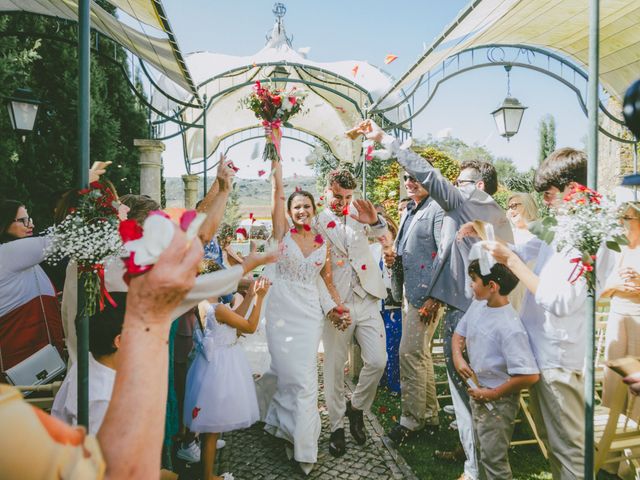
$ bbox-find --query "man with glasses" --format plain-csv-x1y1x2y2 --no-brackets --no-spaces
384,171,444,445
352,120,512,480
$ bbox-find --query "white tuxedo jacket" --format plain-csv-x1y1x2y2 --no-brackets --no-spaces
315,208,388,313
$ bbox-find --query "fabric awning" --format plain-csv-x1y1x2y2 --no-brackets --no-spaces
377,0,640,107
0,0,198,99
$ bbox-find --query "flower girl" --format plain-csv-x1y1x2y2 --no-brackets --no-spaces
184,277,270,480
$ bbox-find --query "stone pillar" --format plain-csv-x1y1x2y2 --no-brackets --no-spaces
134,139,165,204
182,174,199,209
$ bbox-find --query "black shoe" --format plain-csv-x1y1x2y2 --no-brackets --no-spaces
387,423,414,446
346,401,367,445
329,428,346,457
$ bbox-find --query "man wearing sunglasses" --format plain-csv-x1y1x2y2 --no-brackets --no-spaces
353,120,513,480
384,171,444,445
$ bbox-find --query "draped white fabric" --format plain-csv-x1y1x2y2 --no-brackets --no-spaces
0,0,198,98
379,0,640,106
152,21,410,164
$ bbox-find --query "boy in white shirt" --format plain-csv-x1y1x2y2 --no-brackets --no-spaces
453,260,539,480
52,292,124,434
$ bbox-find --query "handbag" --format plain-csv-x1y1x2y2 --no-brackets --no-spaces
0,268,66,388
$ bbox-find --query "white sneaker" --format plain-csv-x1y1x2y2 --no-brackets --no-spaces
176,440,200,463
450,420,458,430
217,439,226,449
443,405,455,415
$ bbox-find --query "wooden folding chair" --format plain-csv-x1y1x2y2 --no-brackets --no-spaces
595,377,640,476
509,389,548,458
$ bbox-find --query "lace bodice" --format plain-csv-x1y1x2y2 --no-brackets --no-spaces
275,233,326,285
198,304,237,348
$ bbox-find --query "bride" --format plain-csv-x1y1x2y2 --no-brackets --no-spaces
261,158,348,475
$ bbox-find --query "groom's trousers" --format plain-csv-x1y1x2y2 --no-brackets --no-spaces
323,294,387,433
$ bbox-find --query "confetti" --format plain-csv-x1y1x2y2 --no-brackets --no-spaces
337,260,345,267
384,54,398,64
285,336,293,342
335,106,346,113
192,407,200,419
314,234,324,245
319,196,325,201
314,261,323,266
258,169,266,177
420,264,425,269
352,65,359,77
365,144,374,161
295,186,302,192
361,264,367,271
290,227,297,234
431,252,437,259
327,220,337,229
303,224,311,232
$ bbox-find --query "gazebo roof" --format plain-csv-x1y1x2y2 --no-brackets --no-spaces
152,12,410,167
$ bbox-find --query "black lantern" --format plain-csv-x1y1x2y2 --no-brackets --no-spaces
491,66,527,141
269,64,290,90
6,88,42,135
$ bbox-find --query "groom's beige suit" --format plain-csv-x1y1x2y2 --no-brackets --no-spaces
315,207,388,433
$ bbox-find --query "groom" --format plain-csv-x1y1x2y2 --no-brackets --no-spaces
316,169,389,457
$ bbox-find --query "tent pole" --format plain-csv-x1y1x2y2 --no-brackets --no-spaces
585,0,599,477
203,93,208,195
76,0,91,428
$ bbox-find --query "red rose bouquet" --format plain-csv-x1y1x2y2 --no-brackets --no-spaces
241,81,307,161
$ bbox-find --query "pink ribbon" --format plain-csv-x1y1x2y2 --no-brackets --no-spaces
262,119,283,160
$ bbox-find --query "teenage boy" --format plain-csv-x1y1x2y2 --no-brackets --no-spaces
453,260,539,479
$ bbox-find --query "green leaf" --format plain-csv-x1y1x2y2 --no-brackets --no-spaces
283,121,293,128
606,240,622,252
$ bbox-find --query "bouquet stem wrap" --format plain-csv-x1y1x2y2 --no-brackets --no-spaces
79,265,117,317
262,119,283,162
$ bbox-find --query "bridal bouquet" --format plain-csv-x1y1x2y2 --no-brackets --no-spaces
531,184,627,291
241,80,307,161
44,182,122,316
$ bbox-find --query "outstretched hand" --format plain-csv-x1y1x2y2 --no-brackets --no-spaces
89,161,112,183
348,119,385,143
418,297,442,324
350,199,379,226
216,153,236,191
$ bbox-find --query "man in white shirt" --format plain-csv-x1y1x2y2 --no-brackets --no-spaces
486,147,593,479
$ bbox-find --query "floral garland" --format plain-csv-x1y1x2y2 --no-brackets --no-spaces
45,182,122,316
240,81,307,161
531,184,628,291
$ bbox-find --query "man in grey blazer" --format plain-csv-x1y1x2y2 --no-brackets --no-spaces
384,171,444,444
357,121,513,480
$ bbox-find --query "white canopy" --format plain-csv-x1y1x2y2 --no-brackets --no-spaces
0,0,198,98
377,0,640,108
153,17,410,165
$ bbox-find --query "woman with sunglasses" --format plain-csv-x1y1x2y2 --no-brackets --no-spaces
0,199,65,380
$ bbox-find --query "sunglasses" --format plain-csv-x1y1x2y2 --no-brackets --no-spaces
403,174,418,182
14,216,33,227
454,179,477,187
507,203,522,210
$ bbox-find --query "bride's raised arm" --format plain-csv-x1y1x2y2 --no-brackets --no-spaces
271,159,288,241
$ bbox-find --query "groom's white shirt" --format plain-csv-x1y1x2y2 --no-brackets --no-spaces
315,207,388,311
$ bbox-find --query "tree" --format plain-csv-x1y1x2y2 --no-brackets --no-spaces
538,115,557,164
0,9,148,227
494,157,518,183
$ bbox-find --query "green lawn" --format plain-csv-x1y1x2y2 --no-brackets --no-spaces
371,364,616,480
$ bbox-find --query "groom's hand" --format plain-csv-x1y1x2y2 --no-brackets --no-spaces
350,199,380,226
418,297,442,324
329,305,351,331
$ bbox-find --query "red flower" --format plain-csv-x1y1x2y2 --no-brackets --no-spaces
122,252,152,277
314,234,324,245
236,227,248,239
303,224,311,232
361,264,367,271
192,407,201,419
78,188,90,195
327,221,337,229
119,219,143,243
272,95,282,107
179,210,198,232
288,96,297,106
89,181,102,189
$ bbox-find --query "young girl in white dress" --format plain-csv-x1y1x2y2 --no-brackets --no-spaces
184,278,270,480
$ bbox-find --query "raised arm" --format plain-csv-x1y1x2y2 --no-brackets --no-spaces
197,153,236,245
215,277,270,334
356,120,464,212
271,159,288,241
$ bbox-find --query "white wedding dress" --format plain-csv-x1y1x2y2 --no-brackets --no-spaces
261,232,326,465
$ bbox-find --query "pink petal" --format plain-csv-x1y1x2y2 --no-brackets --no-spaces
179,210,198,232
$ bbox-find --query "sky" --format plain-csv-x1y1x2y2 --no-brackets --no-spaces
152,0,588,178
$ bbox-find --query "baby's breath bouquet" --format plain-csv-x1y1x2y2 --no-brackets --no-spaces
531,184,627,291
45,182,122,316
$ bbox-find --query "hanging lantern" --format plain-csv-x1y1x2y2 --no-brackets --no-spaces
491,66,527,141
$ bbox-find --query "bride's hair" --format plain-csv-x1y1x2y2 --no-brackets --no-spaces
287,190,316,214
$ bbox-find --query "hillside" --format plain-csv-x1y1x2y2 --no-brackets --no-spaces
165,176,320,217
